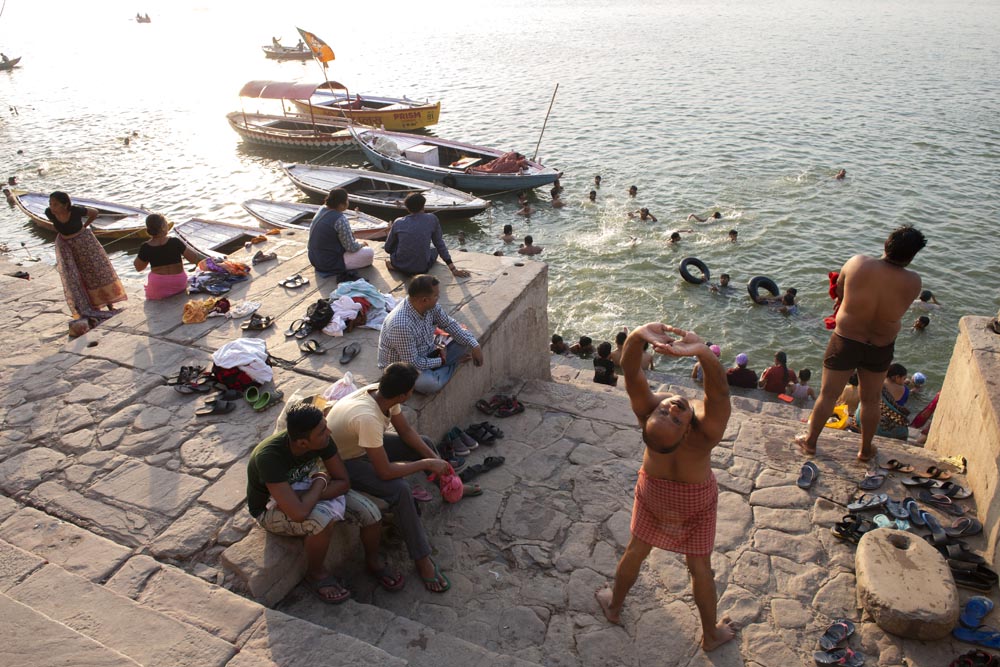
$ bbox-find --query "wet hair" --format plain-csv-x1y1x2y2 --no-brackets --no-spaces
640,208,649,215
503,224,513,234
145,213,168,235
728,229,738,236
594,175,601,182
848,373,859,387
404,193,426,213
712,211,722,219
615,331,627,346
884,225,927,264
379,362,419,399
597,341,612,358
324,188,349,208
286,403,324,442
49,191,71,207
579,336,592,347
670,232,681,242
919,290,933,302
407,274,439,298
551,334,563,344
917,315,930,326
524,235,533,245
887,363,907,379
786,288,798,297
798,368,811,383
550,187,560,199
629,185,638,193
589,190,597,198
720,273,730,280
782,293,795,306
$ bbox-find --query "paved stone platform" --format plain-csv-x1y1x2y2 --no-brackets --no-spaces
1,249,995,666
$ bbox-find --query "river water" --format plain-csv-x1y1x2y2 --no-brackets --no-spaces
1,0,998,389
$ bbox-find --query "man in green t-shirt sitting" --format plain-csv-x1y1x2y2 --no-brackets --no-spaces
246,402,404,603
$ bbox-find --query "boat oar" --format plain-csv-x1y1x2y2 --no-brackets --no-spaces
532,83,559,162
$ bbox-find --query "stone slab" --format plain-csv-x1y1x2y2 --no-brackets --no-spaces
0,447,67,494
0,537,45,591
0,593,142,667
856,528,958,639
198,459,249,513
7,564,236,667
139,564,263,643
0,507,130,582
29,480,161,547
149,504,224,559
242,609,405,667
104,554,162,599
90,459,207,518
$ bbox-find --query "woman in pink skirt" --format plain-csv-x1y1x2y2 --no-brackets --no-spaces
134,214,202,299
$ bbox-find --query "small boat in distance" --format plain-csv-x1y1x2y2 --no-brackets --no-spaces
240,199,389,240
12,191,158,239
0,56,21,71
172,218,263,259
283,164,489,220
352,127,563,192
262,43,311,61
290,81,440,131
135,13,151,23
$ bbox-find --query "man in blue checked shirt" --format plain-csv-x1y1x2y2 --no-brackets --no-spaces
377,274,484,394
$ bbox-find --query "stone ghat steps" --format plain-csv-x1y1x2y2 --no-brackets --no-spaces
0,530,406,667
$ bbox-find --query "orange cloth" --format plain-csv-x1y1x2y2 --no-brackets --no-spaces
182,297,219,324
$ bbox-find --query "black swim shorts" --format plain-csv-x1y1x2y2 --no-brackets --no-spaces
823,332,895,373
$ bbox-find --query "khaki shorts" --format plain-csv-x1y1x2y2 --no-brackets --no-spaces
256,490,382,537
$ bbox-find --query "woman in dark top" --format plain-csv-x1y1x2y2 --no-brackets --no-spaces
134,213,201,299
44,191,127,329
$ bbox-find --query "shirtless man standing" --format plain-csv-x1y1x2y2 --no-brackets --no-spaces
596,322,736,652
795,226,926,462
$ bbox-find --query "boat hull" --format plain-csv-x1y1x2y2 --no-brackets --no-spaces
0,57,21,71
240,199,389,241
283,164,489,220
352,127,561,192
261,46,311,61
12,192,157,239
173,218,262,259
290,95,440,131
226,112,355,150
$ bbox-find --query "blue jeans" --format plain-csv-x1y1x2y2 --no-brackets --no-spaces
414,341,469,394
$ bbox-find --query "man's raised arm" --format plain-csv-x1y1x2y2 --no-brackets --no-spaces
622,323,669,421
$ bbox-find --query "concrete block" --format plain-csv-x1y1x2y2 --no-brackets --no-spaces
856,529,958,639
7,564,235,667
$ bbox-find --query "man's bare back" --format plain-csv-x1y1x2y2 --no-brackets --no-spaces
836,254,922,346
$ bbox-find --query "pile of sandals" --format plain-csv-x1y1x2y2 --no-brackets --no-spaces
475,394,525,418
813,618,863,666
166,365,214,394
953,597,1000,656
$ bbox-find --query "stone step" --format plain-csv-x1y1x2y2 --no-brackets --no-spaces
0,592,142,666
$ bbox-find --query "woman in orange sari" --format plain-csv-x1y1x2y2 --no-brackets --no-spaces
44,191,127,325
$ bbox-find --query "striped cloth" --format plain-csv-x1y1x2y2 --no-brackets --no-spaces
630,469,718,556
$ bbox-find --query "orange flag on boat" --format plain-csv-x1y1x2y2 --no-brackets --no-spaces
296,27,335,67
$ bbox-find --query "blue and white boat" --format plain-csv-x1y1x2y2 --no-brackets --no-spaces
350,127,562,193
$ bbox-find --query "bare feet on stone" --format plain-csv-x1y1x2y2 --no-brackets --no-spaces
857,445,878,463
701,616,737,651
794,434,816,456
595,587,621,624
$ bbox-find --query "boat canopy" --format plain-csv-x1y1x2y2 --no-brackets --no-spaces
238,80,349,100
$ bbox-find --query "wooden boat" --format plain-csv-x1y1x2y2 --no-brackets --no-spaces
352,127,563,193
227,112,354,150
228,81,356,150
172,218,263,259
135,14,151,23
290,81,440,131
0,57,21,71
240,199,390,240
12,191,158,240
262,45,310,61
283,164,489,220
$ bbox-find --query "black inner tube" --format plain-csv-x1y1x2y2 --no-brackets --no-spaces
747,276,780,303
679,257,710,285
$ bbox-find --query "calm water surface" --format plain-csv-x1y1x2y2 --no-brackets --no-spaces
2,0,998,388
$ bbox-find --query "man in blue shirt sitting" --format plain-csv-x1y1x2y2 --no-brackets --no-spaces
384,193,469,278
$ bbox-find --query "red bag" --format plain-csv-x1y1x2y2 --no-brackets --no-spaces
211,364,258,391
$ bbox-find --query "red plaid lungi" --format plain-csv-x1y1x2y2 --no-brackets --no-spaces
630,469,718,556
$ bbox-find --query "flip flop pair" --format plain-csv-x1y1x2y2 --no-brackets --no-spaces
195,397,237,417
458,456,505,483
245,386,284,412
299,339,325,355
284,318,313,339
883,459,914,473
858,473,886,491
251,250,277,265
279,273,309,289
241,313,274,331
814,647,864,666
846,493,887,513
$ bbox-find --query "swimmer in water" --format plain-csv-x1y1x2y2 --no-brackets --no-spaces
516,201,535,217
728,229,738,243
835,169,847,180
628,207,657,222
668,229,693,244
709,273,731,294
594,175,602,188
587,190,597,203
628,185,638,197
688,211,722,222
912,315,930,331
551,187,566,208
517,235,543,255
499,224,515,243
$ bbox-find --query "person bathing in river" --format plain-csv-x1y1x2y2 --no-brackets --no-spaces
688,211,722,222
628,208,657,222
134,214,203,300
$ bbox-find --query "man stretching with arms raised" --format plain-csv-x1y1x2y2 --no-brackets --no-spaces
596,322,736,651
795,225,926,462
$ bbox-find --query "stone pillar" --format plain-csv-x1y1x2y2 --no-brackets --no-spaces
926,316,1000,570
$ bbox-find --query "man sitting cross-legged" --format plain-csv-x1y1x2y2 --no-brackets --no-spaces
246,401,403,603
326,362,460,593
595,321,737,651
